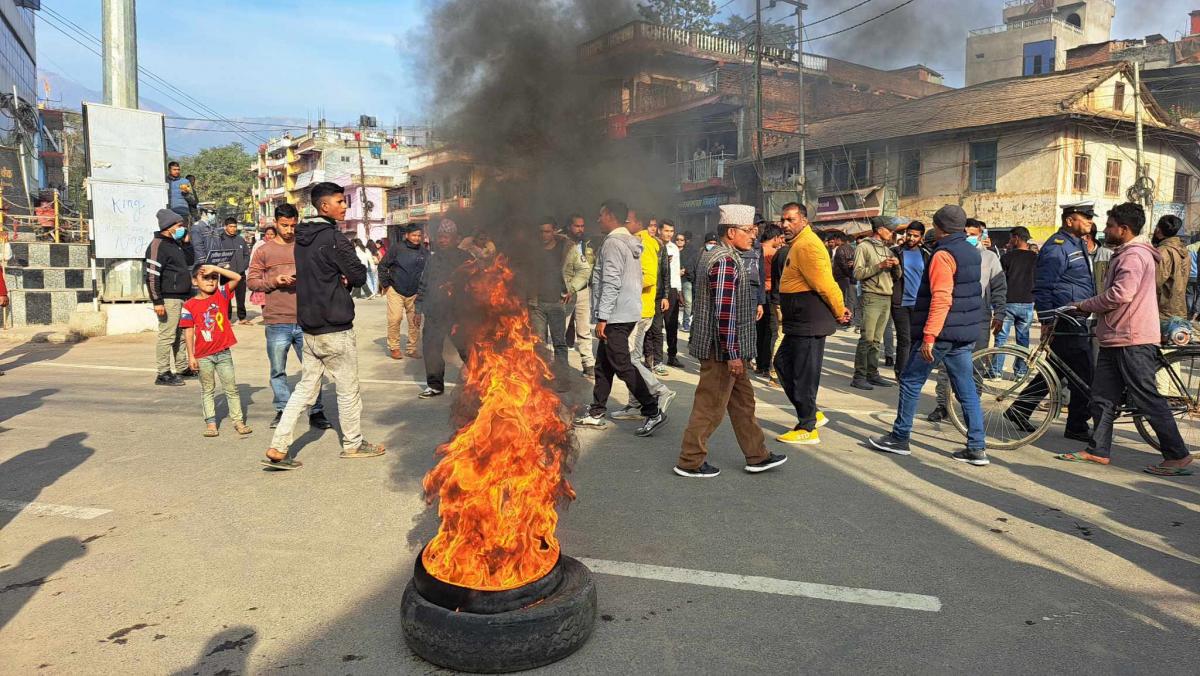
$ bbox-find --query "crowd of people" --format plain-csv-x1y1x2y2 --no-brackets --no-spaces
142,161,1194,478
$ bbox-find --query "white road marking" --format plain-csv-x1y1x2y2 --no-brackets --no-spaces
577,557,941,612
23,363,455,389
0,499,111,520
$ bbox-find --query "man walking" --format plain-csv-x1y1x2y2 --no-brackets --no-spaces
995,226,1037,378
263,182,384,469
890,221,929,381
1152,214,1188,320
870,205,989,466
574,200,666,437
851,217,899,389
645,217,671,375
658,219,684,369
145,209,195,385
418,219,471,398
247,203,332,431
212,217,252,324
1056,202,1193,477
529,218,572,379
774,202,849,445
379,224,428,360
564,213,597,377
675,204,787,478
1006,202,1097,442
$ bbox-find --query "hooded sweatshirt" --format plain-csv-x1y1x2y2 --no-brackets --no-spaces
293,216,367,335
1154,235,1188,320
1078,241,1162,347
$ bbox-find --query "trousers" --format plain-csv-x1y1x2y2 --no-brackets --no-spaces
269,329,363,453
774,334,826,432
1089,345,1189,460
664,289,681,362
570,288,595,368
423,314,468,392
590,322,657,417
628,316,669,406
677,359,769,470
1010,333,1093,434
266,322,324,414
893,306,913,381
894,340,985,450
854,292,891,379
155,298,188,375
385,288,422,354
198,349,243,424
755,302,778,373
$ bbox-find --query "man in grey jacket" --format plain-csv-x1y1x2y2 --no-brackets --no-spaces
574,200,666,437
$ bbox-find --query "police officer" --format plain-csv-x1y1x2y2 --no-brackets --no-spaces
1006,201,1097,442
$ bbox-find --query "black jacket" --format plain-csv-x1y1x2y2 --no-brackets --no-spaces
680,242,700,283
379,240,429,297
294,216,367,335
213,231,251,272
144,233,194,304
417,245,471,316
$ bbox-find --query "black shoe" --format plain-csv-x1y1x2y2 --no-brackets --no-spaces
745,452,788,474
582,366,595,378
154,373,184,387
927,406,949,423
177,369,199,379
1003,409,1035,433
666,359,684,368
867,374,894,388
884,356,895,367
1064,429,1091,443
635,412,667,437
309,412,333,430
952,448,990,466
673,462,720,478
850,377,874,391
270,411,282,429
869,433,912,456
419,387,444,399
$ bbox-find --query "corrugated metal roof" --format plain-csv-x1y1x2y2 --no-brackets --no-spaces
763,64,1194,159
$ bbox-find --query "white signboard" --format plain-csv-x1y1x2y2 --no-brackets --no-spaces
84,102,166,184
90,181,167,259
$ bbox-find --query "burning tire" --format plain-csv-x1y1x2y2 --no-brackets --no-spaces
401,555,597,673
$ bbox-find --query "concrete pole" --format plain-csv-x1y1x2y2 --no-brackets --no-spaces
102,0,139,108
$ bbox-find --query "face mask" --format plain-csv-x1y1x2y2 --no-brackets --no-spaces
173,227,187,241
705,243,716,251
966,235,979,247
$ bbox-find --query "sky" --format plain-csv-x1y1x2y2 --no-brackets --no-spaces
34,0,1200,150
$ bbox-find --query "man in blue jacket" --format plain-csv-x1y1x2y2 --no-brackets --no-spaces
1006,201,1097,442
166,162,195,223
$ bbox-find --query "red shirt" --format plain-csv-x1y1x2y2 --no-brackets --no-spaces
180,284,238,358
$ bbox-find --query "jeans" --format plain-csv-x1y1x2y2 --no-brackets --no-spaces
993,302,1034,376
628,315,669,405
530,300,570,368
853,292,891,379
155,298,187,375
590,322,657,417
681,280,693,329
198,349,243,424
1089,345,1190,461
266,323,324,415
269,328,363,453
893,340,984,450
569,288,595,369
774,334,826,432
678,358,769,470
366,266,379,296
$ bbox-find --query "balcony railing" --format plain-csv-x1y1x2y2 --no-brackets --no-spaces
969,15,1083,36
673,153,732,187
580,20,826,72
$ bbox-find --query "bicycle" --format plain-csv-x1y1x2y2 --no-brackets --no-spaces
946,310,1200,450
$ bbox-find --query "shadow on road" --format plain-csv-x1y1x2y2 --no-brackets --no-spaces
0,431,95,531
0,536,86,631
168,625,258,676
0,387,57,428
0,333,79,372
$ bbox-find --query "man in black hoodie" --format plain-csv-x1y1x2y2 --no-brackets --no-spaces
263,182,383,470
145,209,196,386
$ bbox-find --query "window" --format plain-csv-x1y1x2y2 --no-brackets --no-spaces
461,175,472,198
825,151,867,191
1113,82,1126,111
1023,40,1055,76
1104,159,1121,195
969,141,997,192
428,181,441,202
1174,172,1191,203
341,155,350,162
380,159,389,166
900,148,920,197
852,153,869,187
1073,154,1090,192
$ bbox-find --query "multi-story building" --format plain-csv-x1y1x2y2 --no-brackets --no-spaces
0,0,38,216
966,0,1114,86
386,147,485,241
751,63,1200,242
578,20,949,232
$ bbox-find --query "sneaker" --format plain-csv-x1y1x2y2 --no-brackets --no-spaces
635,412,668,437
582,365,595,378
419,387,444,399
681,322,691,333
573,413,608,429
927,406,949,423
884,356,895,367
658,389,678,413
850,377,875,391
869,434,912,456
610,405,643,421
177,369,199,379
654,364,669,376
270,411,282,429
867,374,894,388
777,429,819,445
952,448,990,466
340,440,386,459
309,412,333,430
815,411,829,428
154,373,183,387
745,452,788,473
673,462,720,478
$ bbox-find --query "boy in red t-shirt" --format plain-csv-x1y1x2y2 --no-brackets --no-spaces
181,265,252,437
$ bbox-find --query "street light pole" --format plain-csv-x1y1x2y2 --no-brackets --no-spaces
101,0,139,108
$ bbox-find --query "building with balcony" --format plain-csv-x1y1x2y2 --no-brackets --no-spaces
579,20,948,231
966,0,1114,86
386,147,484,240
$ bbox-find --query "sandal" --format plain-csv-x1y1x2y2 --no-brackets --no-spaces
203,426,219,438
234,422,253,436
340,441,386,459
260,457,302,471
1054,452,1110,465
1144,464,1194,477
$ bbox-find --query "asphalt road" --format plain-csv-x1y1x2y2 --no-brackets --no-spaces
1,300,1197,675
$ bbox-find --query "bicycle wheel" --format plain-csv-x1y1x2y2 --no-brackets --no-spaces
947,346,1062,450
1134,348,1200,451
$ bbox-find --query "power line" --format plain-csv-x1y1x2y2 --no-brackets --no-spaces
801,0,919,43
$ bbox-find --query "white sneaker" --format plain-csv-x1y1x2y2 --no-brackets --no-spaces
610,405,643,421
658,389,678,413
573,413,608,429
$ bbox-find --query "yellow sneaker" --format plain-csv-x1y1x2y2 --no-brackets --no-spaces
777,429,819,445
815,411,828,428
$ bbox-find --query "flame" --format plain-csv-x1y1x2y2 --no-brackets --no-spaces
421,255,577,591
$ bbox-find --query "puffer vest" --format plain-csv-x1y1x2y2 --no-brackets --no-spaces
911,233,983,343
690,243,758,362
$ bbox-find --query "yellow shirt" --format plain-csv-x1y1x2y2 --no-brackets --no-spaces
779,226,846,317
638,230,660,318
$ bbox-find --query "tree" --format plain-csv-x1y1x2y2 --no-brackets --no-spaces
169,143,256,224
637,0,718,33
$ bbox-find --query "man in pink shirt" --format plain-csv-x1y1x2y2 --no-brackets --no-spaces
1056,202,1193,476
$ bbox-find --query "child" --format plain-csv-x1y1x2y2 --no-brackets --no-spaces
181,264,252,437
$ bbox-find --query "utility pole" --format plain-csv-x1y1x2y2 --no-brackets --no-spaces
755,0,764,197
772,0,807,202
101,0,139,108
1133,62,1149,209
356,123,371,243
